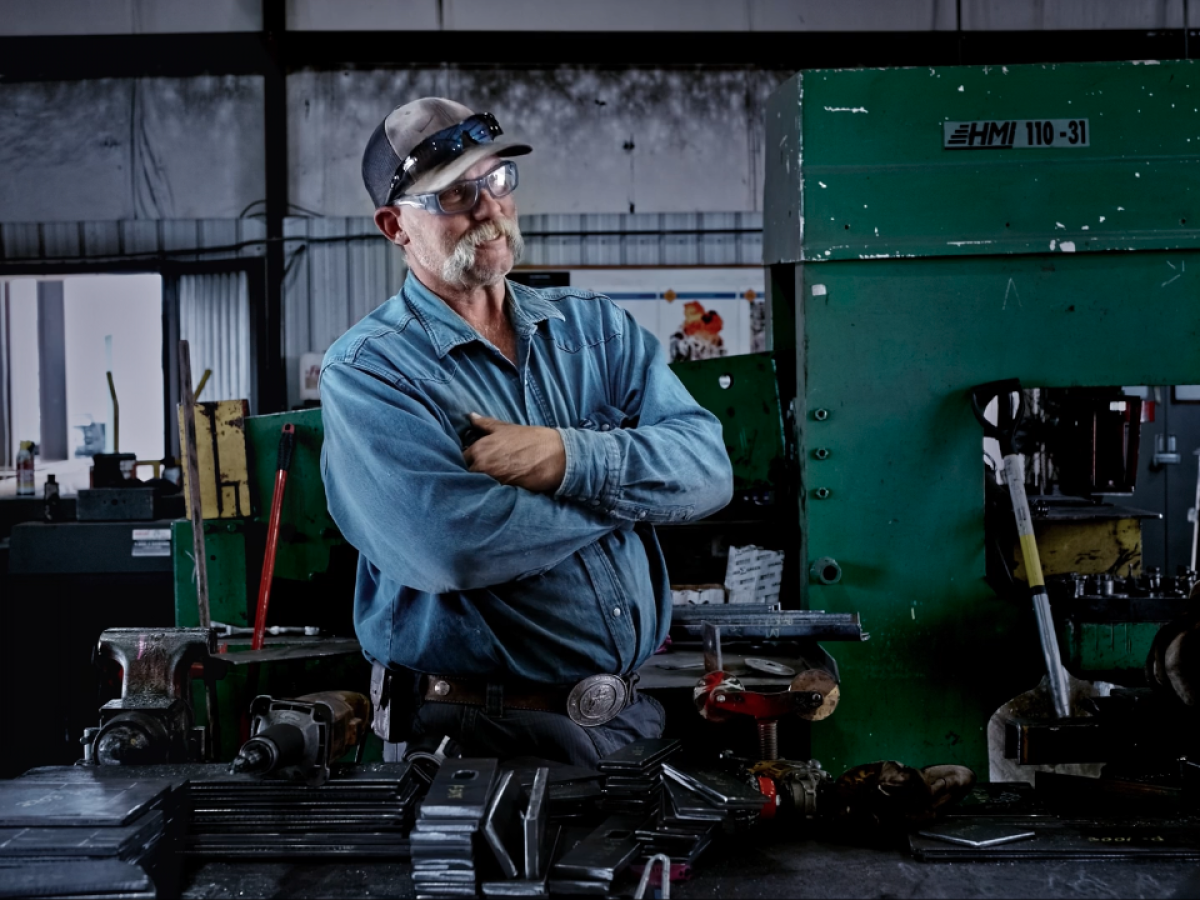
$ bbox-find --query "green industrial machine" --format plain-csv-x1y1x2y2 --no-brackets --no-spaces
173,408,352,630
172,408,365,759
670,352,787,508
762,60,1200,777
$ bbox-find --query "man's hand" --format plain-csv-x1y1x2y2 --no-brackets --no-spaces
463,413,566,493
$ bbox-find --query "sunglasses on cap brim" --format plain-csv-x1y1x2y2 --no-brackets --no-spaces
394,160,519,215
385,112,503,206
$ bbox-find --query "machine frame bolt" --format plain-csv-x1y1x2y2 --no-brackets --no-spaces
813,409,830,421
814,487,831,499
813,448,830,460
810,557,842,585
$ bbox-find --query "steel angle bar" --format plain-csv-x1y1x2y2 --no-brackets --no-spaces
482,770,523,879
522,768,549,880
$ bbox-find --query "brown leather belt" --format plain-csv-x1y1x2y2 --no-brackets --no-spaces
422,675,570,713
421,673,636,726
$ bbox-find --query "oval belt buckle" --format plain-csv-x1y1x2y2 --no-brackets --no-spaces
566,674,628,727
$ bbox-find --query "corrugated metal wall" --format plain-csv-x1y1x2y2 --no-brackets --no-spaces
0,219,266,264
282,216,400,411
279,211,762,406
520,212,763,268
0,213,763,410
179,271,251,407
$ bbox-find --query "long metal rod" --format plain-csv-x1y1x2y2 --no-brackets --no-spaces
105,371,119,453
1191,448,1200,571
194,368,212,400
1003,453,1071,718
252,424,295,651
178,340,211,628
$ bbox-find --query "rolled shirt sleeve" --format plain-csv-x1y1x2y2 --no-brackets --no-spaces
554,309,733,525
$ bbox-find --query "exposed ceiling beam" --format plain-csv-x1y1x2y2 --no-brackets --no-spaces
0,29,1192,82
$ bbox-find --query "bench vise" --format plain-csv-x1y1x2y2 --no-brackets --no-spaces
83,627,228,765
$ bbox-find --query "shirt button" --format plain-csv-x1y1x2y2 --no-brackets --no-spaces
590,499,600,507
613,607,622,617
636,510,647,520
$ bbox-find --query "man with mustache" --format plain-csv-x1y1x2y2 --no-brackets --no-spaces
320,98,733,766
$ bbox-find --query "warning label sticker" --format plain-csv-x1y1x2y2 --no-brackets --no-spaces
132,528,172,558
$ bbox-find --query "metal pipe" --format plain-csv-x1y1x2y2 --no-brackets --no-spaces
194,368,212,400
178,340,211,629
105,371,119,453
1191,447,1200,571
253,424,296,651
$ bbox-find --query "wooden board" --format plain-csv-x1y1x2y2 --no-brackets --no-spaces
178,399,251,520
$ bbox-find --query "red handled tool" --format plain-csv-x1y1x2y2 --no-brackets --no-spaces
252,423,296,651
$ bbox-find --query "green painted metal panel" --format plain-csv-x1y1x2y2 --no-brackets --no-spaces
794,250,1200,777
172,520,250,628
1065,621,1164,682
172,407,346,628
670,352,786,499
766,60,1200,264
244,408,344,582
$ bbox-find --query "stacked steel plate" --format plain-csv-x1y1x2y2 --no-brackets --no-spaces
549,813,653,896
185,762,425,858
597,738,680,816
411,758,499,898
18,761,426,861
0,769,186,898
661,762,764,833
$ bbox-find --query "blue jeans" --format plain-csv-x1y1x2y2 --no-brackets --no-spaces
383,693,666,768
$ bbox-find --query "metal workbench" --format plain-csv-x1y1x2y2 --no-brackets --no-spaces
178,833,1200,899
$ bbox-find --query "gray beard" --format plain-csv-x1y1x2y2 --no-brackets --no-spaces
440,218,526,287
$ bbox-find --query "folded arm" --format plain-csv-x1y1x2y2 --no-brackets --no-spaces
320,362,620,593
554,308,734,524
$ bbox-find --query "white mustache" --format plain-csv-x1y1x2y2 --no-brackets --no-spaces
442,217,524,285
462,218,514,246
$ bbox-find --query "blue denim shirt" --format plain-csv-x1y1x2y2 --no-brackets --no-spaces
320,273,733,685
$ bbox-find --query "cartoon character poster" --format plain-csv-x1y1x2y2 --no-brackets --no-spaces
568,268,764,361
668,300,726,362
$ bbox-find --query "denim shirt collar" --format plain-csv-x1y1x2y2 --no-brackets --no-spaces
402,272,566,359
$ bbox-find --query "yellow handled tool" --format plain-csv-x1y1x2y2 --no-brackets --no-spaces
972,379,1071,718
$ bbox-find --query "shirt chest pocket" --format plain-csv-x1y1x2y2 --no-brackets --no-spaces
532,325,623,423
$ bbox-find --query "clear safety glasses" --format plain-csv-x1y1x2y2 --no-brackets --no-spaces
394,160,519,216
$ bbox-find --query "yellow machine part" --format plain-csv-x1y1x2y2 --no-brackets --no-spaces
1012,518,1142,581
178,399,252,520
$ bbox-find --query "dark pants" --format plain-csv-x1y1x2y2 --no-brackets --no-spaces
383,693,666,768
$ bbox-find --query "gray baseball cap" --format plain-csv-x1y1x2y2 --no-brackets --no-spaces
361,98,532,209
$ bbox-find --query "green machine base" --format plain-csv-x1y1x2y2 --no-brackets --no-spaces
764,60,1200,777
